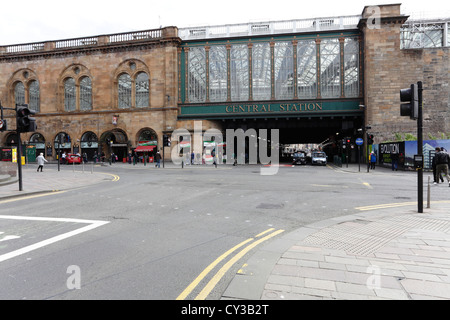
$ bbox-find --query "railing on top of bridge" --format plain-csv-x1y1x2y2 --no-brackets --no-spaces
178,15,362,40
0,28,164,55
400,18,450,49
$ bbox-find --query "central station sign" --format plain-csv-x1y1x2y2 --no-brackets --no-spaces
179,100,362,119
225,102,323,114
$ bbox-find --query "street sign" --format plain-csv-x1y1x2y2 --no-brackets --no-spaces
355,138,363,146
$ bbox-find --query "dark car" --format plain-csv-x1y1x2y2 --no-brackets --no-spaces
292,152,307,165
65,153,82,164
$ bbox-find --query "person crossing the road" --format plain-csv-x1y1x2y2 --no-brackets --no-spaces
36,153,48,172
435,147,450,187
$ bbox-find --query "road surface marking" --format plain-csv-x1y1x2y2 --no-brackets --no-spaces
96,172,120,182
194,229,285,300
0,191,66,204
356,200,450,211
176,228,284,300
0,215,109,263
176,237,254,300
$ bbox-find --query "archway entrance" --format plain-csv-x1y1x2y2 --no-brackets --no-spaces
100,129,129,162
81,131,99,162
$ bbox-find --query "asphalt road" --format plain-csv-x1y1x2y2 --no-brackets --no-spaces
0,163,446,300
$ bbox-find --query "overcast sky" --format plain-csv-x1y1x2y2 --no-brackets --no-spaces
0,0,448,45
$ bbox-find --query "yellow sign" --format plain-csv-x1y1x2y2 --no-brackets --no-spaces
12,148,17,163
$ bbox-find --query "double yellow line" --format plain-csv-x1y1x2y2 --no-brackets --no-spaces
356,200,450,211
96,172,120,182
176,228,284,300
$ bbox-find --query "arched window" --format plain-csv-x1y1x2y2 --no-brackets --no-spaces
118,74,132,109
29,80,40,112
135,72,149,108
80,76,92,111
14,82,25,106
64,78,76,111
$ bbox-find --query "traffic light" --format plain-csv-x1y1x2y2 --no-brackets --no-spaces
16,104,37,133
400,84,418,120
163,134,171,147
368,134,374,145
346,137,351,144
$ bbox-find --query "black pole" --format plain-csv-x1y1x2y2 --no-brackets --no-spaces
17,135,23,191
358,145,361,172
417,81,423,213
15,105,23,191
58,135,61,172
367,132,370,173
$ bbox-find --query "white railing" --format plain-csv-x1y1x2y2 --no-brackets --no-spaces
178,15,361,40
401,19,449,49
1,28,164,55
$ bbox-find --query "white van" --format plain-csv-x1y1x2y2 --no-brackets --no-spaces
311,151,327,165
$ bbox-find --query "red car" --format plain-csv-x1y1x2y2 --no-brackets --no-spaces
65,153,82,164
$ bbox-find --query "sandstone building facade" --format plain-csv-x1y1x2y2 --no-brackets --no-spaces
0,4,449,162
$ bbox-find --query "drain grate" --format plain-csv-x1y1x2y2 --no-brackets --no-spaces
302,215,450,256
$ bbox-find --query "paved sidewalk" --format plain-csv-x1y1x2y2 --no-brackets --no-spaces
223,202,450,300
0,163,113,199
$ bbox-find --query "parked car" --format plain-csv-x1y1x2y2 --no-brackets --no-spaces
292,152,307,165
65,153,82,164
311,151,327,166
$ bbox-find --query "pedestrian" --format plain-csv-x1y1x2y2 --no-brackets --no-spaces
432,147,444,184
61,151,67,164
370,151,376,170
155,150,161,168
36,152,48,172
191,151,195,165
391,152,399,171
435,147,450,187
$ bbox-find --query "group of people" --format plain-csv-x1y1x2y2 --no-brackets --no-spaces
432,147,450,186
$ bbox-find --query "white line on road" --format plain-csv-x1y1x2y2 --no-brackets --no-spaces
0,215,110,263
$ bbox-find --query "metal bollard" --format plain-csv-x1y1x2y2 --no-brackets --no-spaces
427,176,431,208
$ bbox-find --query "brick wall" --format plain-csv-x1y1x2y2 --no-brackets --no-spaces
361,4,450,143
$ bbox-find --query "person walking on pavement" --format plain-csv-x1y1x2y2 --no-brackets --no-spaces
155,151,162,168
435,147,450,187
432,147,444,185
391,152,399,171
36,152,48,172
370,151,376,170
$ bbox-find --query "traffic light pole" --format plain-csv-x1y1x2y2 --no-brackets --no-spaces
15,105,23,191
417,81,424,213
